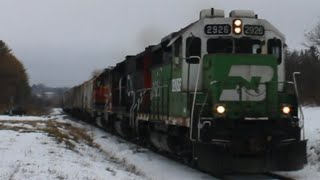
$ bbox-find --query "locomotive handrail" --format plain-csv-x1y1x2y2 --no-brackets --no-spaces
293,72,305,140
119,76,125,104
278,78,305,140
135,85,168,93
136,88,152,92
189,56,202,141
198,81,219,117
153,85,169,89
196,80,219,141
129,90,136,128
129,85,169,129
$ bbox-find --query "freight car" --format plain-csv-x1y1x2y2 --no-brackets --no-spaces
63,8,307,174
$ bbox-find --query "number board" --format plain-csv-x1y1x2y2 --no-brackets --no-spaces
204,24,231,35
244,25,265,36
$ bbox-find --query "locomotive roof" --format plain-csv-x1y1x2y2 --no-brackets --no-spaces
160,16,285,47
161,21,198,47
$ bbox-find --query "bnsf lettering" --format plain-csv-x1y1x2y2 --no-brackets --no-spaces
220,65,274,101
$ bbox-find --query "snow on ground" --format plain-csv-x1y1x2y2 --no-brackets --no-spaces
0,115,49,121
0,109,213,180
52,110,215,180
76,124,213,180
1,107,320,180
276,107,320,179
0,112,143,180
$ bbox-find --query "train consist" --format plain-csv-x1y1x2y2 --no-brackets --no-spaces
63,9,307,174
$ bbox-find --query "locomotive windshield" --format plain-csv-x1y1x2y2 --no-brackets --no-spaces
206,38,263,55
235,38,262,54
207,38,232,53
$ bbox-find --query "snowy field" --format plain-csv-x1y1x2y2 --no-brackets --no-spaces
0,108,319,180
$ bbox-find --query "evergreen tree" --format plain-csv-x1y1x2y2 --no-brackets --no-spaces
0,40,30,111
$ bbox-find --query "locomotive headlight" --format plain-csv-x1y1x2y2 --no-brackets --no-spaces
282,106,291,114
216,105,226,114
234,19,242,26
233,19,242,34
234,27,242,34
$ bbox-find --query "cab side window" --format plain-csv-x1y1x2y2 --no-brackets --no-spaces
186,37,201,57
268,39,282,64
173,37,182,68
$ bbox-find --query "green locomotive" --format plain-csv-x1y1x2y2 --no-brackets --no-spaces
63,8,307,174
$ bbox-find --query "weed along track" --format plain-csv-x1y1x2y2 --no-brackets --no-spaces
0,119,97,150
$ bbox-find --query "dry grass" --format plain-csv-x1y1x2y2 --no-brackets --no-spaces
98,148,143,176
41,126,76,150
0,119,98,151
0,120,44,126
40,120,97,151
25,104,50,116
0,104,50,116
0,123,34,132
46,120,100,149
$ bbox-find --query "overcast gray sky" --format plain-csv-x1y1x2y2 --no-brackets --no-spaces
0,0,319,87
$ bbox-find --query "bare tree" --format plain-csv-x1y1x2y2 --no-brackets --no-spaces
305,21,320,59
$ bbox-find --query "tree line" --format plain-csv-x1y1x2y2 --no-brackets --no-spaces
0,41,30,113
285,21,320,106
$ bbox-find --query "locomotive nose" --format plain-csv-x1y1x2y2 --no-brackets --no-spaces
202,54,278,119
